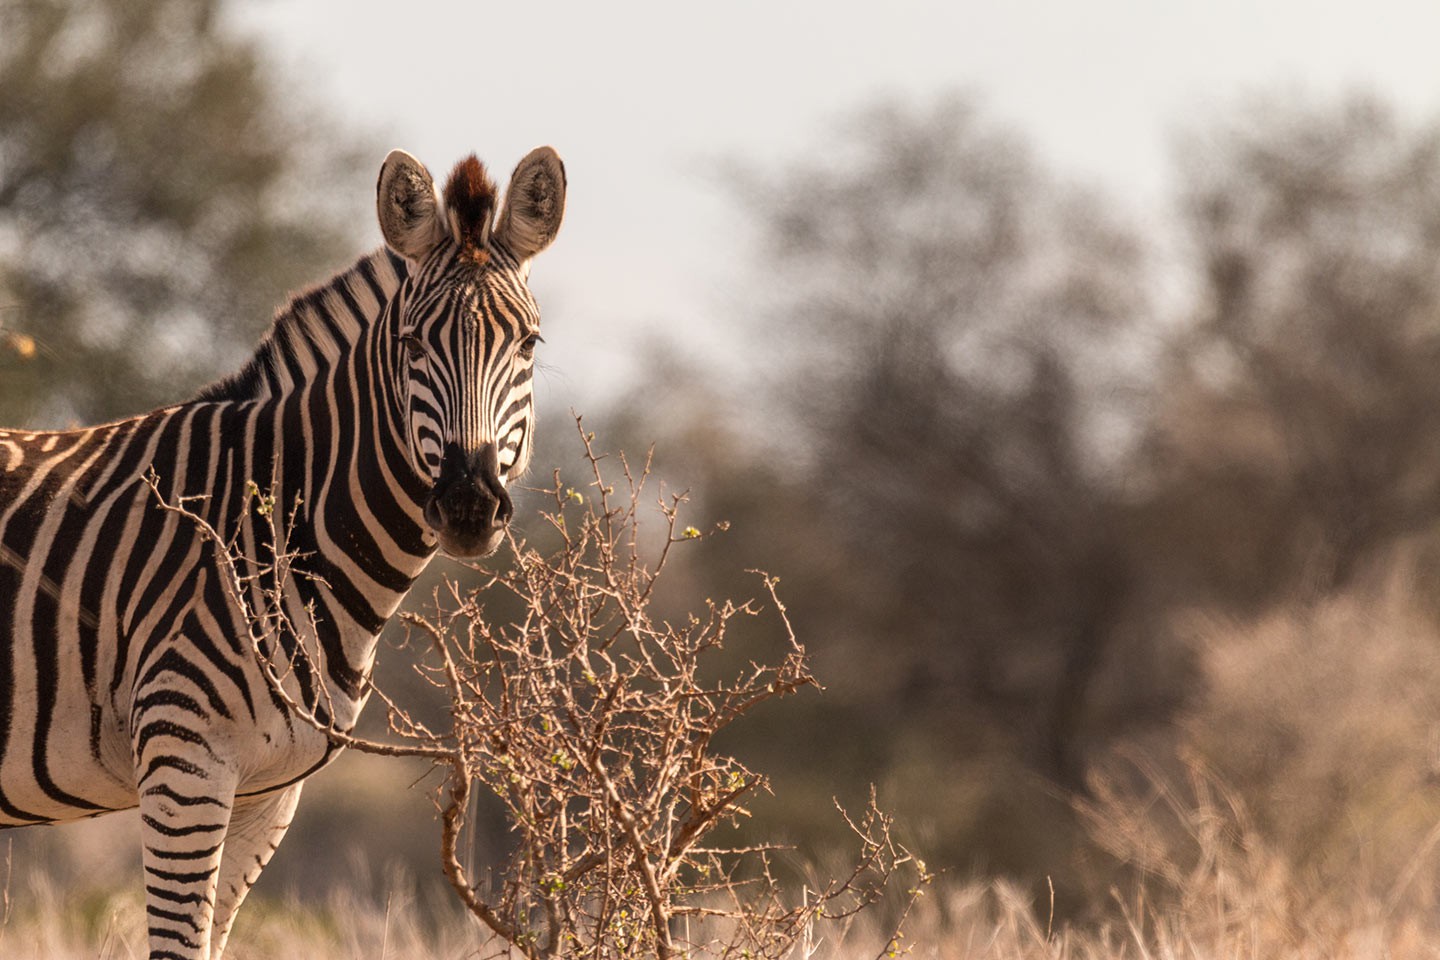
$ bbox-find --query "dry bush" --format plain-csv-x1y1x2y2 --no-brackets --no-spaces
156,419,928,959
403,426,929,958
1175,555,1440,894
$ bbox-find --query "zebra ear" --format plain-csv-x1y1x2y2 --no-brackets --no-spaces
494,147,566,265
376,150,447,261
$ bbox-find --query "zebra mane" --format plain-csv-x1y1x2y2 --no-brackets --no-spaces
193,248,409,404
443,155,498,264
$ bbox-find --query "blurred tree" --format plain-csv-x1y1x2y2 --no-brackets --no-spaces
738,98,1168,795
1150,94,1440,602
600,100,1193,896
0,0,370,426
591,90,1440,909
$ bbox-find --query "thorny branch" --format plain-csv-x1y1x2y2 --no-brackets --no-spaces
143,468,451,762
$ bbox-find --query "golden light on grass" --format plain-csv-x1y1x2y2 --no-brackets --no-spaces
2,331,35,359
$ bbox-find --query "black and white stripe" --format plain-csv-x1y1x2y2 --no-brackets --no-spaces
0,146,565,959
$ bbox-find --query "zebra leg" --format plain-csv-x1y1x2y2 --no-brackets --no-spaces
207,783,303,959
132,681,241,960
137,770,235,959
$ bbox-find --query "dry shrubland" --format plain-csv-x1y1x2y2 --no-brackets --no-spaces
10,430,1440,958
1176,555,1440,908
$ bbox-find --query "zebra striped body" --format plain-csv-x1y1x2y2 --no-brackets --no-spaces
0,148,565,958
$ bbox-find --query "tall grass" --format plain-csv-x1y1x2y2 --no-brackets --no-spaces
10,559,1440,957
0,868,487,960
8,760,1440,960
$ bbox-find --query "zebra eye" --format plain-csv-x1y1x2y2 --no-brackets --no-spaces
520,333,543,359
401,334,426,361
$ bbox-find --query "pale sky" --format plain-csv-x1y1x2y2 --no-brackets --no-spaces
233,0,1440,408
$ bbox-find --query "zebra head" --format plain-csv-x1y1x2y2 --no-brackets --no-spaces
376,147,566,558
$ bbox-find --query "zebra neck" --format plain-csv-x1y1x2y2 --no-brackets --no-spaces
226,255,437,718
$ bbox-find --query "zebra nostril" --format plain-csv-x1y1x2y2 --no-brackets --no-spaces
423,495,446,532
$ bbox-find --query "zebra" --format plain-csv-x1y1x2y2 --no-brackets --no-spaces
0,145,566,958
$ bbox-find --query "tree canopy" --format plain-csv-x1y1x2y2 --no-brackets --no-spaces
0,0,371,426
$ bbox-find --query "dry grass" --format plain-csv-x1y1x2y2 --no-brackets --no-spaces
2,875,1434,960
0,870,484,960
7,768,1440,960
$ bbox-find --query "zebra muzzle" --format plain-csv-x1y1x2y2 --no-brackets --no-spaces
424,442,513,558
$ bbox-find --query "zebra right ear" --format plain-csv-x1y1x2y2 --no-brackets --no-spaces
376,150,447,261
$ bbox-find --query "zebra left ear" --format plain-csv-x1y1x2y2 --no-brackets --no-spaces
494,147,566,265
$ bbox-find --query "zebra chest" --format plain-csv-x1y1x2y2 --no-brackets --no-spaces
122,647,350,798
115,580,368,792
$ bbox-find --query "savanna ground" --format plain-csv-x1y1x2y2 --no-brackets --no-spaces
7,563,1440,959
7,751,1440,960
